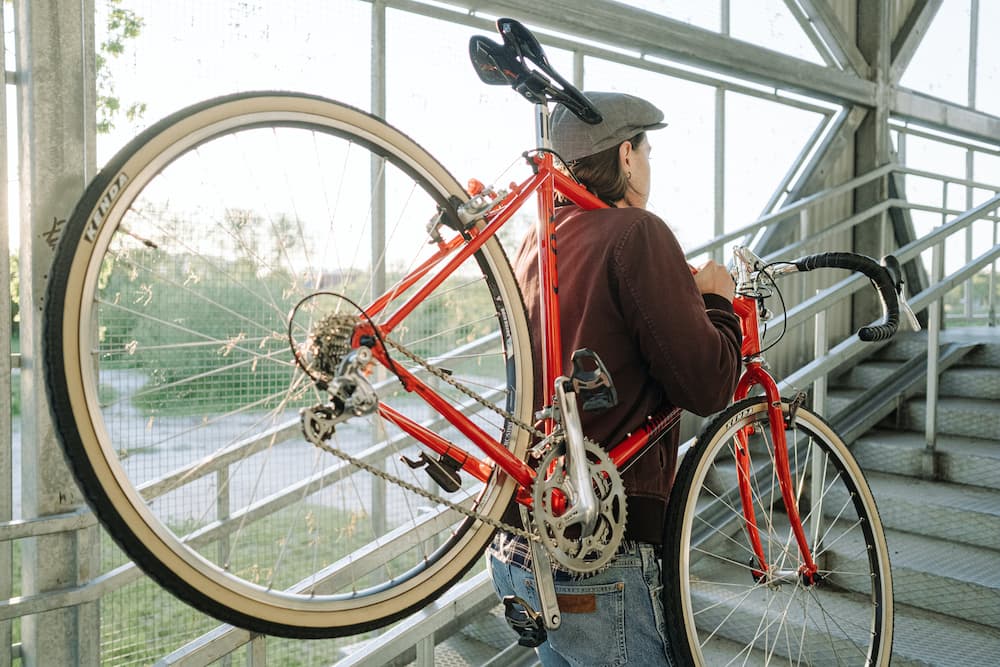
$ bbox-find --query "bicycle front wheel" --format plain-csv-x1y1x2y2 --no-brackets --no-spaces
44,92,534,637
664,397,893,666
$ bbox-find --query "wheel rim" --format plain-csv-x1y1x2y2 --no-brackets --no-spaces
676,401,891,665
56,96,531,633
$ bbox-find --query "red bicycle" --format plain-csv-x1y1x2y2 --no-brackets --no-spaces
45,17,904,665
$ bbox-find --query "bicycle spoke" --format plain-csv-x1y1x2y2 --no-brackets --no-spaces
667,398,892,665
47,94,533,636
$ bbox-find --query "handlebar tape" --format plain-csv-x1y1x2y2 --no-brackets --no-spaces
793,252,901,342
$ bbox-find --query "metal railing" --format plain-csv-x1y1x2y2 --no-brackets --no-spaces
2,160,997,665
126,166,998,665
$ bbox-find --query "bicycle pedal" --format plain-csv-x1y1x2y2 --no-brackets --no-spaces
400,451,462,493
570,348,617,412
502,595,547,648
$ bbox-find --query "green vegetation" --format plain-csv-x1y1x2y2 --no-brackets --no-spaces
97,0,146,133
944,271,998,324
91,202,500,417
95,502,431,665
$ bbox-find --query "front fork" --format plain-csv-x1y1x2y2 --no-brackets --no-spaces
734,363,820,586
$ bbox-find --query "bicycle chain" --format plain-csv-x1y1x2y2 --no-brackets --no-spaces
305,334,550,543
384,337,548,442
306,432,540,543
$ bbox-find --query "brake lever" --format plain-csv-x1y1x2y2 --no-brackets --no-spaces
898,292,921,332
882,255,921,332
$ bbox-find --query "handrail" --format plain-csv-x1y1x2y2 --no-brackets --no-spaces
779,196,1000,394
7,160,998,663
686,163,897,258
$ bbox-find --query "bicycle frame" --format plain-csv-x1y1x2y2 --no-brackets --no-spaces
358,103,682,509
357,103,818,583
732,293,819,582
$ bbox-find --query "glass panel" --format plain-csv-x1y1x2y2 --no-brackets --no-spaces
976,0,1000,115
730,0,824,65
95,0,371,161
582,58,716,251
899,0,972,105
610,0,721,31
724,91,826,230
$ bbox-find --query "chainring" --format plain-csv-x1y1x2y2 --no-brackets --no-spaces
532,437,627,574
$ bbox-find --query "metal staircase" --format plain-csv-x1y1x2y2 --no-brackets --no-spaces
828,328,1000,666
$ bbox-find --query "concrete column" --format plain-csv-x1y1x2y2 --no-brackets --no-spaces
852,0,892,329
1,4,12,666
13,1,99,665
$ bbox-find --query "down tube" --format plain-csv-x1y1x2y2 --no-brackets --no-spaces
371,344,536,490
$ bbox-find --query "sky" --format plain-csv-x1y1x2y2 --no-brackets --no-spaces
4,0,998,272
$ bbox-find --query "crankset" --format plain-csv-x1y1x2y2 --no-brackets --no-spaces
531,437,627,574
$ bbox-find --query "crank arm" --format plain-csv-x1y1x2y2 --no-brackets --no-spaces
521,505,561,631
554,378,599,536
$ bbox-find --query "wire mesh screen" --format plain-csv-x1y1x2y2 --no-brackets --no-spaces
14,1,990,665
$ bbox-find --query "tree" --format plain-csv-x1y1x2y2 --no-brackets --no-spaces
96,0,146,133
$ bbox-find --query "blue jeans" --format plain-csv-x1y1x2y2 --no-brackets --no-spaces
487,536,675,666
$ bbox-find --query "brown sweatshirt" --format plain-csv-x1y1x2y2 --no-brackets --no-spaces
509,204,742,544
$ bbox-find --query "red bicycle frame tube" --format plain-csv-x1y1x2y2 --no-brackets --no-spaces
356,152,656,511
533,153,605,433
732,295,819,581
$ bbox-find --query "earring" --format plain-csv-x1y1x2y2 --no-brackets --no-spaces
627,171,632,180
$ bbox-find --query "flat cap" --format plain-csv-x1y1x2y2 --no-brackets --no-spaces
551,91,667,162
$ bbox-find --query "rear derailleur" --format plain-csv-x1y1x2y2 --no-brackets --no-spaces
300,345,379,445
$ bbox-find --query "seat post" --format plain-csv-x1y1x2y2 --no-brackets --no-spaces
534,102,551,151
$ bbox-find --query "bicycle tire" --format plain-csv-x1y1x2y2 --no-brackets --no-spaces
43,91,534,638
664,397,893,665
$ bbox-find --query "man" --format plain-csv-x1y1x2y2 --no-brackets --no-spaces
488,91,742,665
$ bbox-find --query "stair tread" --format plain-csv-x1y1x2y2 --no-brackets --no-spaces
905,395,1000,410
892,600,1000,666
878,526,1000,588
857,428,1000,456
864,470,1000,517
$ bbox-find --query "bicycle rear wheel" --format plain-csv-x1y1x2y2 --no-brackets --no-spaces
44,92,534,637
664,397,893,665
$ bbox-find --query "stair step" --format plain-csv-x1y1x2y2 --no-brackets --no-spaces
825,387,861,416
891,601,1000,666
838,362,1000,400
878,528,1000,627
900,396,1000,440
834,360,901,389
688,558,892,664
876,329,1000,367
863,471,1000,550
821,517,1000,629
938,366,1000,399
830,393,999,440
853,429,1000,484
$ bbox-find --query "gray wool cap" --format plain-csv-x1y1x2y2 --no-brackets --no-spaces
550,91,667,162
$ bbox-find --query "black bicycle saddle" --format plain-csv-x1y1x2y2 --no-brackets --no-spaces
469,18,603,125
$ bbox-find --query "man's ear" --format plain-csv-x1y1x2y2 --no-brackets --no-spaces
618,140,633,169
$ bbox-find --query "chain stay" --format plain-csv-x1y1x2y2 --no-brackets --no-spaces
302,334,546,543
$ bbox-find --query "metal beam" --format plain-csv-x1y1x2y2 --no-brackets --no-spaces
890,0,944,83
892,88,1000,146
449,0,877,105
786,0,871,76
13,0,99,663
0,3,11,663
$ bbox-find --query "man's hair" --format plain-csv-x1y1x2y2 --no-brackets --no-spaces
562,132,646,207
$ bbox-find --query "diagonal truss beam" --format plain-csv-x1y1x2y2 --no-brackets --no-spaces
890,0,944,83
442,0,998,145
784,0,870,77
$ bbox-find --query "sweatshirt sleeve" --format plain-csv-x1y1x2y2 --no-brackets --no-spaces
612,215,742,417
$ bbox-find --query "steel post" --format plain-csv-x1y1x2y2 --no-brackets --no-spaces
13,1,99,664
